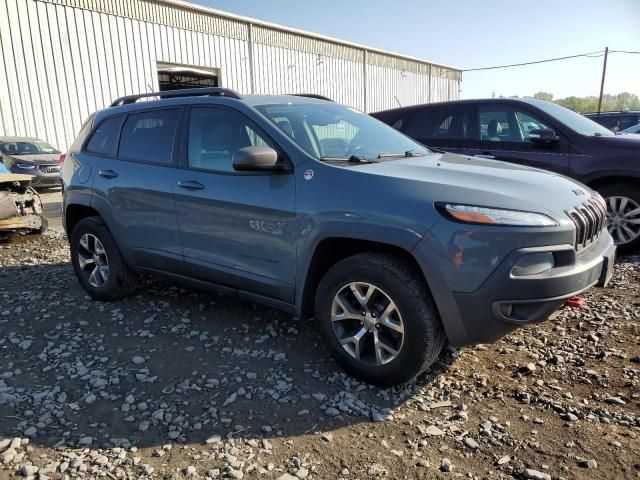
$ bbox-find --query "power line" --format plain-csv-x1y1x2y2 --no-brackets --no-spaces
462,49,638,72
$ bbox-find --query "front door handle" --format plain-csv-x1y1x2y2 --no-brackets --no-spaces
98,169,118,179
178,180,205,191
474,153,495,159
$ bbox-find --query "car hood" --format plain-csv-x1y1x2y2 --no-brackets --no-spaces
360,152,595,219
593,133,640,149
2,153,60,164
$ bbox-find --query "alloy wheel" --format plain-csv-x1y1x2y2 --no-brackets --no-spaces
605,196,640,245
331,282,404,366
77,233,110,287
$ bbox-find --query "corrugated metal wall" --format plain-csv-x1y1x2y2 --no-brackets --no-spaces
0,0,461,150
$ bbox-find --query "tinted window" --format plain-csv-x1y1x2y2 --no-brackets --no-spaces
480,106,553,142
406,107,474,140
85,117,121,155
515,110,550,135
188,108,272,173
118,109,179,163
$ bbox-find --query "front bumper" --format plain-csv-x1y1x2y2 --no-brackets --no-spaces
8,167,62,188
444,232,615,346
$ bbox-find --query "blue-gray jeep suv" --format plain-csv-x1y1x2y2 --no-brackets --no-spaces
61,88,616,386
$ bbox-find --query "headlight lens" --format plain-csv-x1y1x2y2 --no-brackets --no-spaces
16,163,36,170
441,204,557,227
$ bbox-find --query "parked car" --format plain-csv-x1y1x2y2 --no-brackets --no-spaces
62,88,615,386
0,136,63,188
372,99,640,253
584,111,640,132
621,123,640,134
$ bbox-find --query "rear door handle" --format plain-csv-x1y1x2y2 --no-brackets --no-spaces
178,180,205,191
98,169,118,179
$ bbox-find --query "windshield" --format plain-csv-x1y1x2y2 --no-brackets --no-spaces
533,101,614,137
0,140,60,155
254,103,428,161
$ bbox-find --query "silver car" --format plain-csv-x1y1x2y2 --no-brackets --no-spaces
0,136,62,188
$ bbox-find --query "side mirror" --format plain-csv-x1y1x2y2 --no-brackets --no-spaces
232,146,281,171
528,128,558,144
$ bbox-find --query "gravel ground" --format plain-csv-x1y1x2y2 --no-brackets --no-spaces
1,231,639,480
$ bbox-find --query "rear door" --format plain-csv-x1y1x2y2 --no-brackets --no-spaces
399,104,478,155
470,103,570,175
90,107,183,271
173,106,297,302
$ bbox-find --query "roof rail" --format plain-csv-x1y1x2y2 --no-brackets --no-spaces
110,87,242,107
291,93,333,102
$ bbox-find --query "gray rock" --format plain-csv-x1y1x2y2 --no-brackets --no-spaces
441,457,453,472
424,425,445,436
325,407,339,417
132,356,145,365
464,437,479,450
522,469,551,480
579,459,598,469
228,467,244,479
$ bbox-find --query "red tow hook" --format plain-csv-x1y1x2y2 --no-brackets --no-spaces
565,296,584,308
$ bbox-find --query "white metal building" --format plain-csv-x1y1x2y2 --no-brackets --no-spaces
0,0,462,150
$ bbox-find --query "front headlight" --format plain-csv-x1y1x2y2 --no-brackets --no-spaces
16,163,36,170
440,203,557,227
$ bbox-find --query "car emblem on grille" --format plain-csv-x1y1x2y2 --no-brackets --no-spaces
572,189,585,196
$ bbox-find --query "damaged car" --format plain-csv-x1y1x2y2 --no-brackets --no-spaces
0,173,47,241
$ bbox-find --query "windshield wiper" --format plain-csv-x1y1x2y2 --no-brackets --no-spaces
377,149,427,159
319,155,378,164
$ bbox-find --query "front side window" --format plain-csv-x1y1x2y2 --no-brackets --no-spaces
118,109,179,163
85,116,122,155
187,108,272,173
515,110,551,139
255,103,427,161
479,107,516,142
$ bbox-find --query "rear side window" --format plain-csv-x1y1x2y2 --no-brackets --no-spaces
406,107,474,140
85,116,121,155
118,109,180,164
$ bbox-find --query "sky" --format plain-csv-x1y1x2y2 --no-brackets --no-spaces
192,0,640,100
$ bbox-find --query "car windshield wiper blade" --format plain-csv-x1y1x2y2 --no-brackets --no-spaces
377,149,427,159
319,155,378,164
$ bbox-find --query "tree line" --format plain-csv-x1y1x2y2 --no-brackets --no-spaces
531,92,640,113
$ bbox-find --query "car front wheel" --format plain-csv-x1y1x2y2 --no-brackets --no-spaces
599,184,640,254
315,253,445,387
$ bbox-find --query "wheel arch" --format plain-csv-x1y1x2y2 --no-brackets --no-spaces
298,237,430,320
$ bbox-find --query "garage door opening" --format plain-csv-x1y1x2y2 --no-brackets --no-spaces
157,62,219,91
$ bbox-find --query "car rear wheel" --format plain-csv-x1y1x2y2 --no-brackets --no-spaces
70,216,137,301
315,253,445,387
598,184,640,254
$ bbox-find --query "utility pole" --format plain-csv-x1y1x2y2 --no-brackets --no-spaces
597,47,608,113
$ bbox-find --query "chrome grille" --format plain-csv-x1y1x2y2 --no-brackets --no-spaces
567,196,607,250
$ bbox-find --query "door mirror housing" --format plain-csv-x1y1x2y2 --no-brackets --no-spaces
528,128,558,144
232,146,282,171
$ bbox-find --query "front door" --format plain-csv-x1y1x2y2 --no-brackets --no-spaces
174,106,297,302
471,104,570,175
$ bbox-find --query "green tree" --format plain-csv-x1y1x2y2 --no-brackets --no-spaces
533,91,554,101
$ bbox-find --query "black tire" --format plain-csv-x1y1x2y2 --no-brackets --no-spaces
315,252,446,387
69,216,137,301
597,183,640,254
